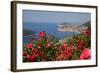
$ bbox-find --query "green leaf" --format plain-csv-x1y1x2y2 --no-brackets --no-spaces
72,51,81,60
36,58,41,62
47,51,52,57
33,41,38,48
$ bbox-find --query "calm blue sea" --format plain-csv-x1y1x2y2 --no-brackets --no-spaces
23,22,76,44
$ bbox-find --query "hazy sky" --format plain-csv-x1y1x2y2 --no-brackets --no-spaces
23,10,91,24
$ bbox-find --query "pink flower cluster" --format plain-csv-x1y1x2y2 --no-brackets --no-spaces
80,48,91,60
23,27,91,62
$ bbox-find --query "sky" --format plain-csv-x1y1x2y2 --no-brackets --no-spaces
23,10,91,24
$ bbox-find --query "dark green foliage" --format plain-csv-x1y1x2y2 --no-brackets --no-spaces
72,51,81,60
23,29,35,36
83,21,91,29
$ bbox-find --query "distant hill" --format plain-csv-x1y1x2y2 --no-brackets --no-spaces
82,21,91,28
23,29,35,36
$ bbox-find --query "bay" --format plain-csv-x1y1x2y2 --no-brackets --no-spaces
23,22,77,44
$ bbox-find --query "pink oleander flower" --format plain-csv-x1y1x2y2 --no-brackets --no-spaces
63,48,73,59
63,43,67,49
63,46,74,59
26,43,33,49
80,48,91,60
26,54,36,62
39,31,45,38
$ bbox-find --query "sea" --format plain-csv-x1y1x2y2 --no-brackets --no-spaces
23,22,77,44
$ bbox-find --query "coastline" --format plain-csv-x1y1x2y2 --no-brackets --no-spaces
57,24,87,33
